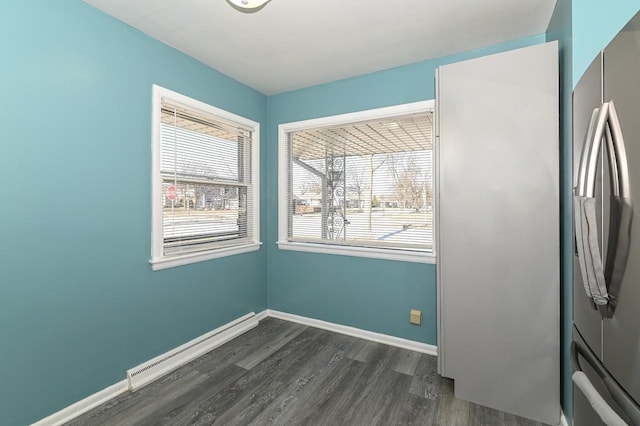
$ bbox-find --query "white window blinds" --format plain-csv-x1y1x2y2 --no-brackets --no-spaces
159,99,254,256
284,111,433,252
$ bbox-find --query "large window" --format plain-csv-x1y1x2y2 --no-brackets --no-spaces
278,101,435,263
151,85,260,270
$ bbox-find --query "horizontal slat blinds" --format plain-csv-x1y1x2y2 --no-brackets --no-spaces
160,99,254,256
286,112,433,252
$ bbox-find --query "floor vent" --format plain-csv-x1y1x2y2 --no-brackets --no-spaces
126,312,259,391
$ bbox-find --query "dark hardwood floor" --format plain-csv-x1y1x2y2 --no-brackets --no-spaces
67,318,549,426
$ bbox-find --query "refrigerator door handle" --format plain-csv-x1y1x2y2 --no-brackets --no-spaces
578,103,610,198
574,104,611,306
574,101,633,315
576,107,603,197
576,101,629,198
607,101,631,198
572,340,640,425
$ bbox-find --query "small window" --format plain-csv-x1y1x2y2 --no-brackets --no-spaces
278,101,435,263
151,85,260,270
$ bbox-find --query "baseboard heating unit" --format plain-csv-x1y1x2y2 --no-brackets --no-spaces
126,312,259,391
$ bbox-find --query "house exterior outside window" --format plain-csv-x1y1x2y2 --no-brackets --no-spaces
278,101,435,264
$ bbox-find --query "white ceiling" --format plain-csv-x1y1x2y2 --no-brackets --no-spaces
82,0,557,95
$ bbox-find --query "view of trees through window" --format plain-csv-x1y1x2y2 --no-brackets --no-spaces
287,111,433,252
160,107,253,255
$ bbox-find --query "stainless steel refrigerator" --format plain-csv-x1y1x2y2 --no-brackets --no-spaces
573,10,640,425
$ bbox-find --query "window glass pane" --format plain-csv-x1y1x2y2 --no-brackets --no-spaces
160,103,253,256
287,111,433,252
161,180,250,255
160,111,243,181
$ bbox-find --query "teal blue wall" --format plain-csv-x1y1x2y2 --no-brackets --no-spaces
573,2,639,85
0,2,267,424
546,0,573,420
266,34,546,346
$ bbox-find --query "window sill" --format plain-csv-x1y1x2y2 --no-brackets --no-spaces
150,242,262,271
276,241,435,264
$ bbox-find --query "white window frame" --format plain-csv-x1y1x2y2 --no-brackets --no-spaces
277,100,436,264
150,85,261,270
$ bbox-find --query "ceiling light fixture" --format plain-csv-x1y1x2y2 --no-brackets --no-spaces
226,0,271,12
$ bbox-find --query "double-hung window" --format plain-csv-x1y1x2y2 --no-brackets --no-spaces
151,85,260,270
278,101,435,263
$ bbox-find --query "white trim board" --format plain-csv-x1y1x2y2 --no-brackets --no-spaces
32,309,437,425
276,241,436,264
31,380,128,426
559,410,569,426
32,311,261,426
255,309,270,321
265,309,438,356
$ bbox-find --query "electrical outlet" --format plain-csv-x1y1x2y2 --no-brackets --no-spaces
410,309,421,325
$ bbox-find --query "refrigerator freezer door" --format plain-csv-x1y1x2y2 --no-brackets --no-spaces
572,329,637,425
603,12,640,405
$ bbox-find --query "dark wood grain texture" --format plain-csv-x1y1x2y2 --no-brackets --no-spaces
67,318,551,426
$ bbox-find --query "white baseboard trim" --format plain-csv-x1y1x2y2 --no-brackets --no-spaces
559,410,569,426
255,309,270,321
264,309,438,356
31,380,128,426
32,311,261,426
33,309,437,425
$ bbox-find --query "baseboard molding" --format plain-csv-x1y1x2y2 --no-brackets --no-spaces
34,309,438,425
255,309,270,321
32,311,260,426
264,309,438,356
560,410,569,426
31,380,128,426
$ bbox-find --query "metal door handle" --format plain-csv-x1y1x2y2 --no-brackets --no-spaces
574,101,633,315
577,104,609,198
607,102,630,198
572,339,640,425
574,104,610,306
576,107,602,198
576,101,629,198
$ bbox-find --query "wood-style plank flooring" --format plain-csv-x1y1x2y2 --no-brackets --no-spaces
67,318,549,426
